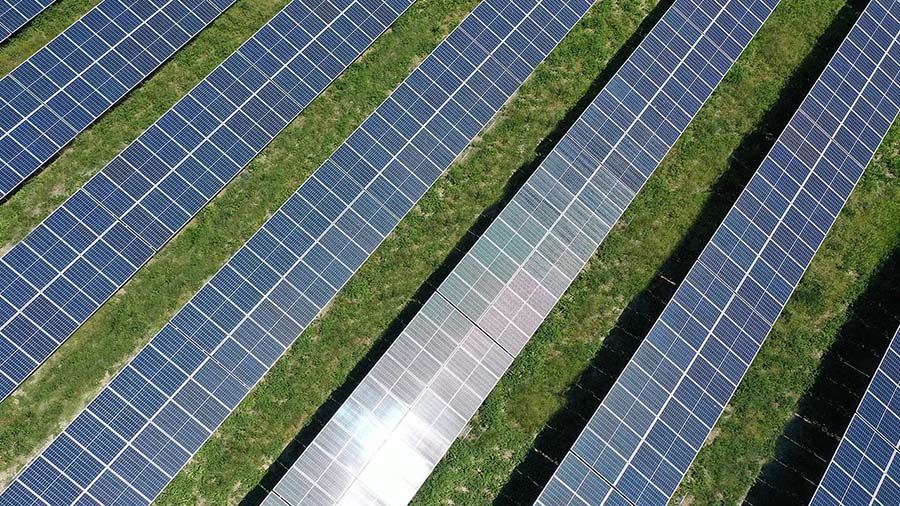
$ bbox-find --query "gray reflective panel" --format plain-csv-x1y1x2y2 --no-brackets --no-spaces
0,0,576,502
267,0,777,504
0,0,238,196
0,0,55,42
812,327,900,506
0,0,414,403
541,0,900,504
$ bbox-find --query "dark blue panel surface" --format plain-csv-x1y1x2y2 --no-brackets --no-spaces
0,0,575,503
813,327,900,505
0,0,239,197
0,0,55,42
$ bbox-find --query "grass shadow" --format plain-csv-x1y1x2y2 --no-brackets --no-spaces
742,248,900,505
492,2,865,504
238,1,677,504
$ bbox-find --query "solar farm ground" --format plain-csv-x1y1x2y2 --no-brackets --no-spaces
1,0,898,504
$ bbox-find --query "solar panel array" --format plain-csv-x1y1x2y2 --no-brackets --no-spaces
0,0,239,199
0,0,590,502
0,0,54,42
812,326,900,505
264,0,777,504
538,1,900,504
0,0,417,403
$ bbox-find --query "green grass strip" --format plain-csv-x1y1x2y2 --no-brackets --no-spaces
676,24,900,506
0,0,101,76
678,149,900,505
156,1,658,502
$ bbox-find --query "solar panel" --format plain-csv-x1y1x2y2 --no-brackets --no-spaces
0,0,590,503
0,0,54,42
0,0,239,198
537,1,900,504
263,0,778,504
0,0,417,403
812,327,900,505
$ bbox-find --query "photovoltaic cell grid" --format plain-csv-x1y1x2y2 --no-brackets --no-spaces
0,0,238,198
538,1,900,504
0,0,416,404
0,0,55,42
0,0,586,502
811,327,900,505
266,0,777,505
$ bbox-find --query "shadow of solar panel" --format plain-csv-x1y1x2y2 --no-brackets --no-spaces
0,0,591,503
264,0,779,505
0,0,239,197
0,0,416,404
0,0,55,42
540,1,900,504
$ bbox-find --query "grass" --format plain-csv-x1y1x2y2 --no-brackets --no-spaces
157,1,669,503
1,0,898,505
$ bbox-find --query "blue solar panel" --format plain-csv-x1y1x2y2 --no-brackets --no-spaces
0,0,239,198
540,454,634,506
812,327,900,506
0,0,416,403
0,0,586,502
538,0,900,504
263,0,777,504
0,0,55,42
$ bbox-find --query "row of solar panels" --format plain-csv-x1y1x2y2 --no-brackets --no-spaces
812,325,900,505
538,0,900,503
0,0,54,43
0,0,418,402
265,0,783,503
0,0,241,198
0,0,594,503
1,0,899,504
